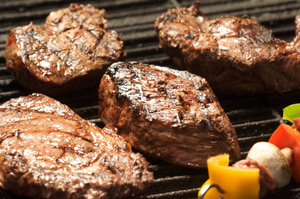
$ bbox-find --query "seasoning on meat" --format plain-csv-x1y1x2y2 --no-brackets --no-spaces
98,61,240,168
0,93,153,199
5,4,126,96
155,2,300,95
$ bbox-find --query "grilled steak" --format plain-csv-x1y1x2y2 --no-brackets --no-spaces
5,4,126,96
0,93,153,199
98,61,240,168
155,3,300,95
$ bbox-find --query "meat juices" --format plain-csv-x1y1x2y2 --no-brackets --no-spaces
5,4,126,95
0,93,153,199
98,61,240,168
155,3,300,95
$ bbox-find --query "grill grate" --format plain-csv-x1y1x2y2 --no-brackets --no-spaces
1,0,300,198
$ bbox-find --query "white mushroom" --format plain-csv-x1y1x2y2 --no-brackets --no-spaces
247,142,291,188
281,147,293,166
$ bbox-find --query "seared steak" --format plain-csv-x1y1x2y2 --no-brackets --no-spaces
98,61,240,168
155,3,300,95
5,4,126,96
0,93,153,199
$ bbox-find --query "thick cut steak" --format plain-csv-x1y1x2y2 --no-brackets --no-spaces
0,93,153,199
98,61,240,168
5,4,126,95
155,3,300,95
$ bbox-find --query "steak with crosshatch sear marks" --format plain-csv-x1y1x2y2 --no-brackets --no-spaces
0,93,153,199
98,61,240,168
5,4,126,96
155,2,300,95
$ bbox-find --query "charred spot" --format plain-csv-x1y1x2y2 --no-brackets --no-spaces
179,95,190,108
252,36,263,45
145,93,151,98
131,67,142,79
206,94,215,104
157,80,167,86
178,95,184,104
165,13,178,21
194,81,204,90
178,112,183,121
198,119,212,129
115,92,127,102
158,87,166,93
184,33,195,40
107,64,120,75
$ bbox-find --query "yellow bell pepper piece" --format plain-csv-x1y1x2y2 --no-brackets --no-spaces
198,154,260,199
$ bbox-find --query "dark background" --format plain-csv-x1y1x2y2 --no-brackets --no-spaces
0,0,300,198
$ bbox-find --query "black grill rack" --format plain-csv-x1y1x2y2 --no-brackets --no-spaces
0,0,300,198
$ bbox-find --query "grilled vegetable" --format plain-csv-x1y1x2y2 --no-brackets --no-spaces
247,142,291,188
269,124,300,182
282,103,300,123
198,154,260,199
199,104,300,199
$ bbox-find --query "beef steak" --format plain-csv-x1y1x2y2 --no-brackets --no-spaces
98,61,240,168
5,4,126,95
0,93,153,199
155,3,300,95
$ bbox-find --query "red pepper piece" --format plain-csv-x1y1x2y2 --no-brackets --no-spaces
269,124,300,182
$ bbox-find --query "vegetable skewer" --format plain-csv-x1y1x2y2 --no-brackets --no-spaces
198,103,300,199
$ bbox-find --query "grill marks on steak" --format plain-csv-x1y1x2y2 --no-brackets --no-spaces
154,3,300,95
44,3,108,35
98,62,240,168
44,3,122,60
5,4,126,95
0,93,153,199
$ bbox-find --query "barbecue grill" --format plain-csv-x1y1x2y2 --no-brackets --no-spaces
0,0,300,198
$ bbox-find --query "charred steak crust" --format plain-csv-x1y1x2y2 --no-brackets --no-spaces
155,3,300,95
5,4,126,95
0,93,153,199
98,61,240,168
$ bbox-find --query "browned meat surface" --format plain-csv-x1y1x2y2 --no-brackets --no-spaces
155,3,300,95
98,61,240,168
5,4,126,96
0,93,153,199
